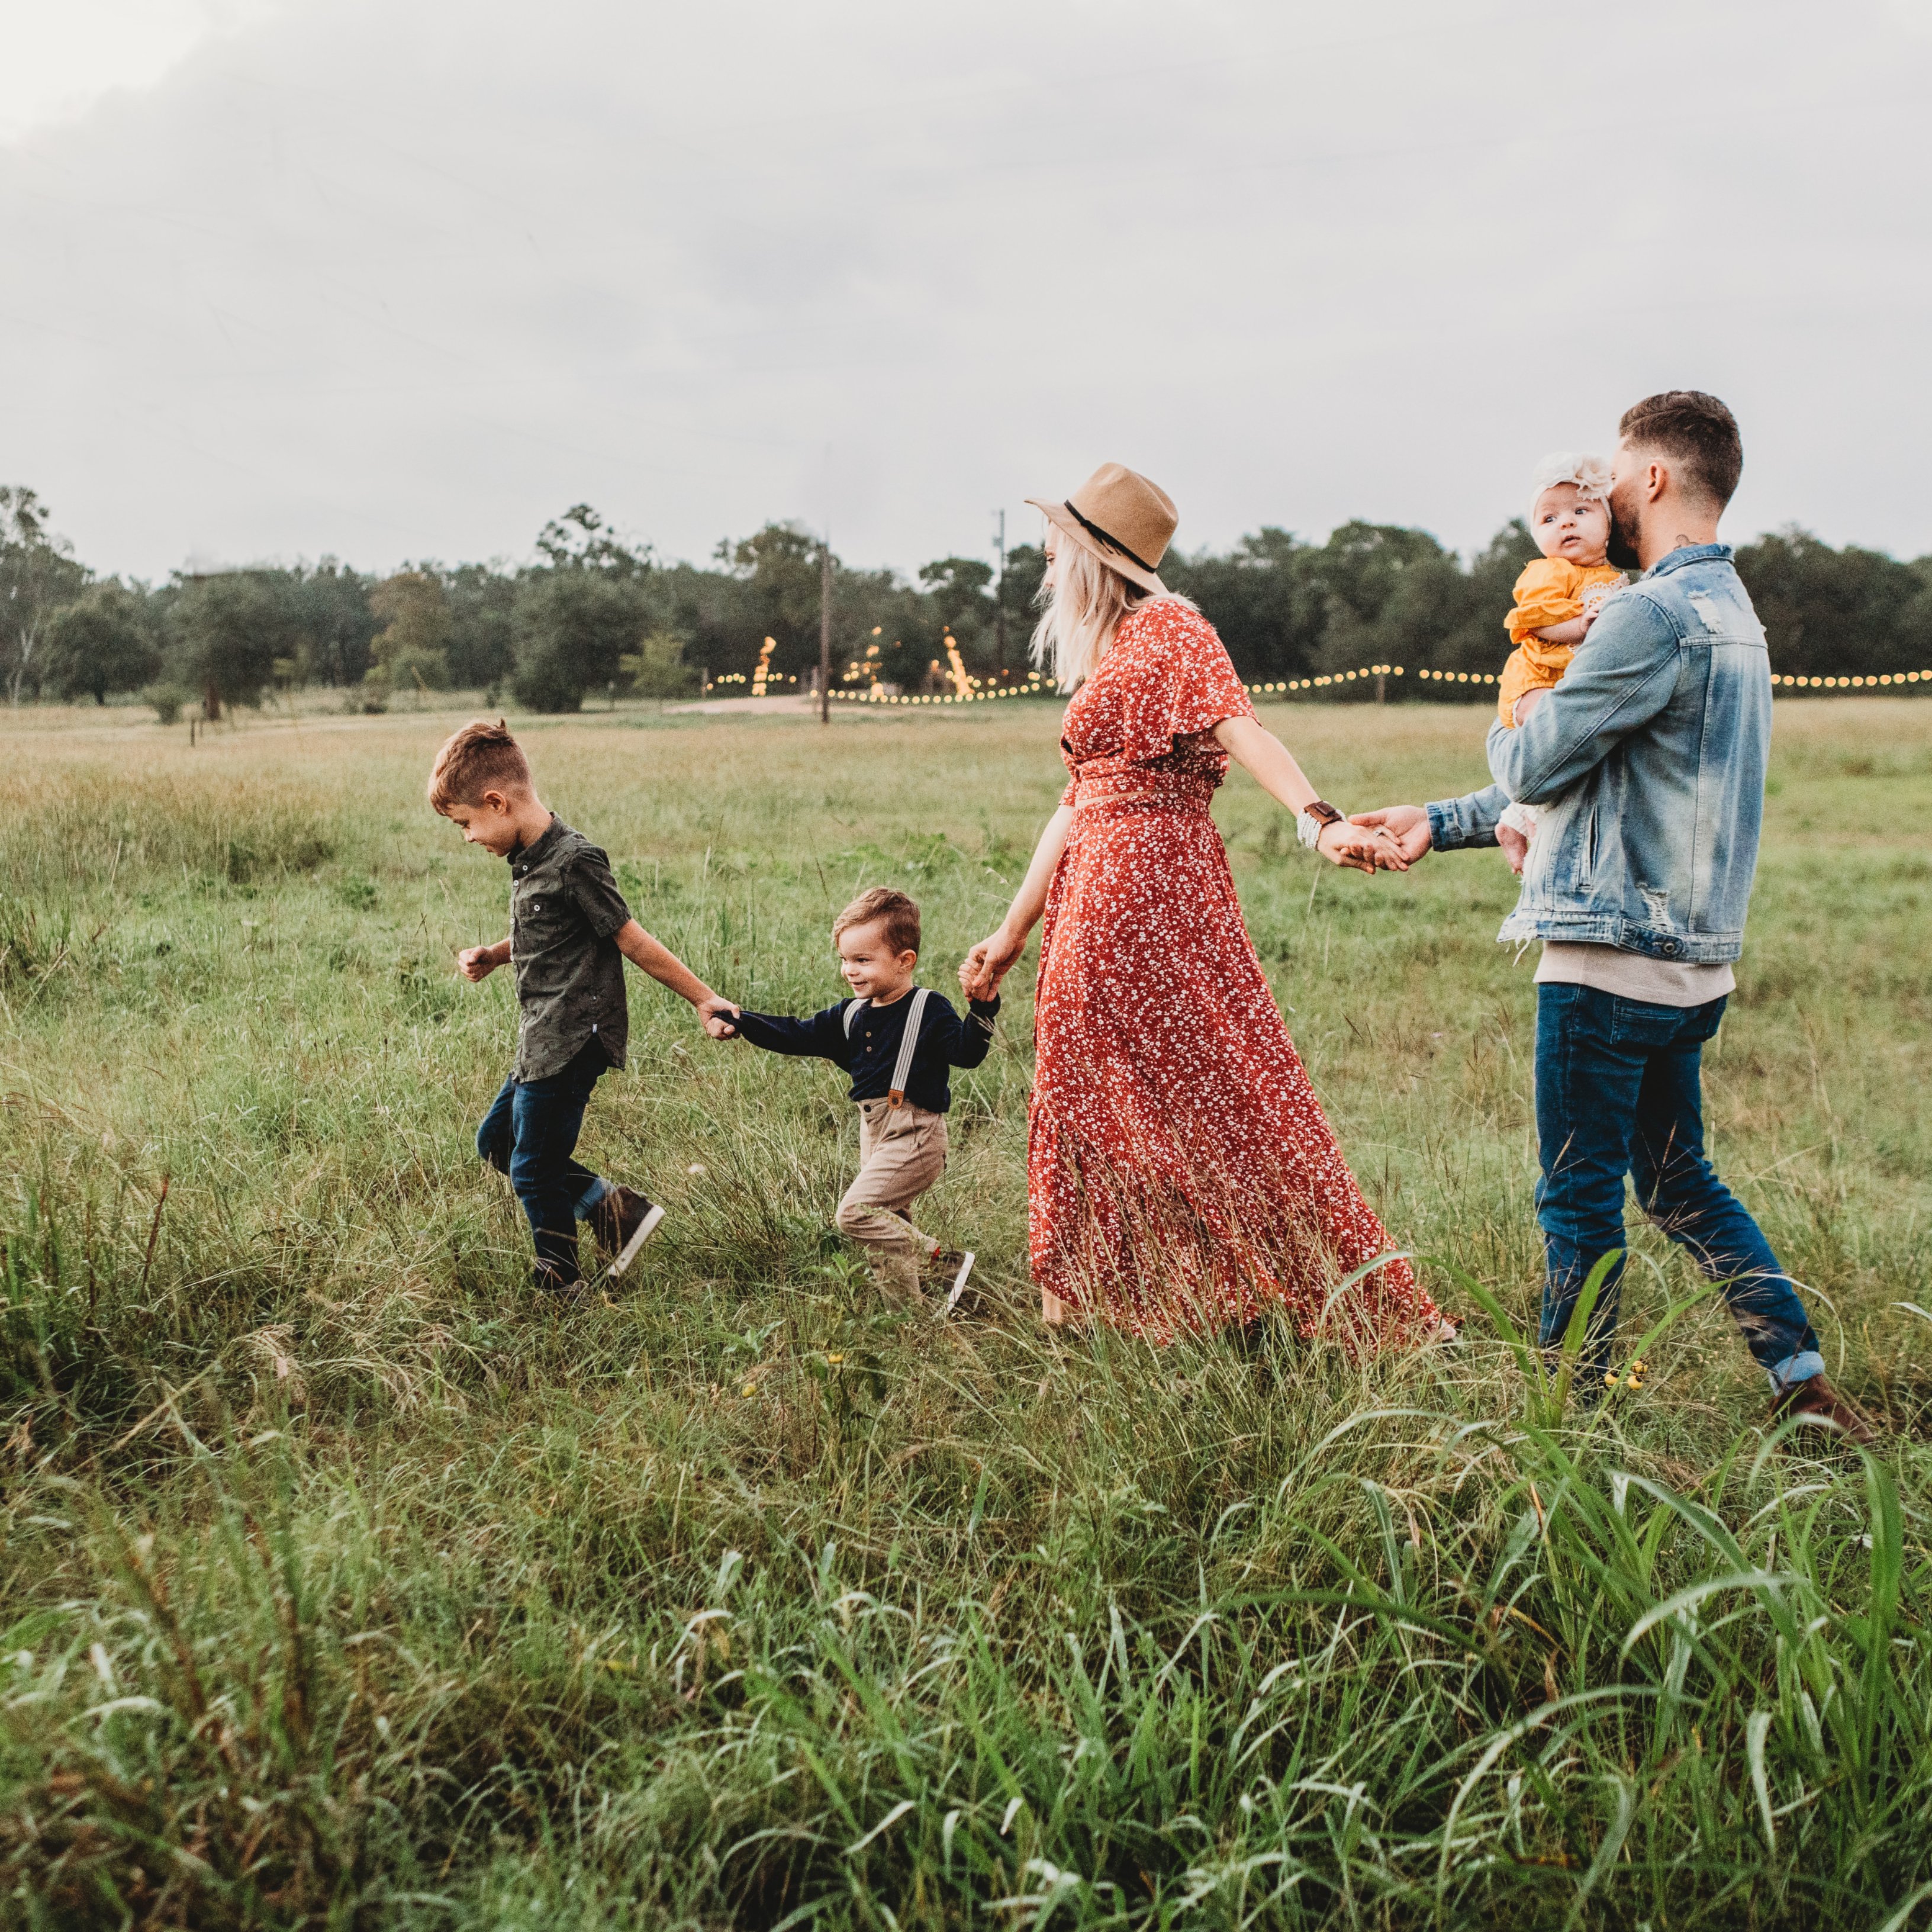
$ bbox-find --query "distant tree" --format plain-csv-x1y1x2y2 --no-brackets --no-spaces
288,561,376,686
443,563,519,690
1899,559,1932,675
537,503,652,577
365,571,452,701
44,583,161,703
713,522,825,681
168,572,299,719
918,556,996,670
619,629,699,700
836,567,938,690
512,569,651,711
1166,528,1323,682
999,542,1047,671
0,487,89,704
510,505,663,710
1734,527,1923,680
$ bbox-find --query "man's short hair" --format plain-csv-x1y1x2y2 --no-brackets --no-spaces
427,719,533,812
833,887,920,956
1618,391,1743,509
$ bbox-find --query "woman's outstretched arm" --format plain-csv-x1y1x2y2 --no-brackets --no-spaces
1213,716,1406,874
960,803,1074,1000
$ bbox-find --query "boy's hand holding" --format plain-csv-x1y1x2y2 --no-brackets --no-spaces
458,940,510,982
697,995,741,1040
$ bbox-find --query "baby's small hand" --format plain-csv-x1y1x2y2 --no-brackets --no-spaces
1497,825,1530,876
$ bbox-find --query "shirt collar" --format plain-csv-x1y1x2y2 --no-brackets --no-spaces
1641,542,1732,581
510,813,564,876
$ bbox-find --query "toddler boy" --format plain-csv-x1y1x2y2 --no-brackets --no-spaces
720,887,998,1310
429,719,735,1297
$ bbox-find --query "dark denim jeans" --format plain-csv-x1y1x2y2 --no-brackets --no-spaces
1534,982,1822,1390
477,1038,611,1289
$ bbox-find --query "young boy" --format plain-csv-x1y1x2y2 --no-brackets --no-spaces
719,887,999,1311
429,719,736,1297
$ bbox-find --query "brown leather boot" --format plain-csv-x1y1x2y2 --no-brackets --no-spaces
1769,1374,1876,1445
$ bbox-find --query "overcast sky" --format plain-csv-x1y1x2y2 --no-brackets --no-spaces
4,0,1930,582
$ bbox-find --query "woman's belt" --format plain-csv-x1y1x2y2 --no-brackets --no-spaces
1070,772,1216,813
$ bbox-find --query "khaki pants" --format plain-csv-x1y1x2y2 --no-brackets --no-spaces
835,1100,947,1300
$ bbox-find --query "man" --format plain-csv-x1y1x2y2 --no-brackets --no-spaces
1356,391,1871,1437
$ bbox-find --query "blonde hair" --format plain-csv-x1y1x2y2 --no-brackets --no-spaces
1031,539,1189,689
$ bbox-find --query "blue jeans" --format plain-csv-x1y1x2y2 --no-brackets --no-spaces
476,1039,611,1289
1534,983,1822,1391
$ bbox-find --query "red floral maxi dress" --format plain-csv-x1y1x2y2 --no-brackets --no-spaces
1028,600,1440,1343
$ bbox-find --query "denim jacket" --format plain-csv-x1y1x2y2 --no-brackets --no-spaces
1426,545,1770,964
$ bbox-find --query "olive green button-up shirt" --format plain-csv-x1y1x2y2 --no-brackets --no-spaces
507,816,633,1081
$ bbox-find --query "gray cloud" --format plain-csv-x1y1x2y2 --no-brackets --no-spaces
4,0,1929,580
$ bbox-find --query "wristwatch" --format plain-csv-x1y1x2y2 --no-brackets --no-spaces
1297,800,1344,850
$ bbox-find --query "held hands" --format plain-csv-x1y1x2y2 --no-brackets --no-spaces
1496,823,1530,875
960,926,1025,1003
697,994,741,1040
1347,804,1432,865
1318,820,1408,874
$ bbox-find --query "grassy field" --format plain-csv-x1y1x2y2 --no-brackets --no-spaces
2,696,1931,1930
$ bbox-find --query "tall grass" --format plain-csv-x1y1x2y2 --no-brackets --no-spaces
2,700,1929,1928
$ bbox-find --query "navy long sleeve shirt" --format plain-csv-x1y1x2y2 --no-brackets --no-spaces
733,988,999,1113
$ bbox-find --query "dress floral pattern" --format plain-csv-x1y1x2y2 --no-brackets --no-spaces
1028,598,1440,1342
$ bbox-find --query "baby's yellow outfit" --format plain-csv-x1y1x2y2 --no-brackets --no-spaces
1497,557,1627,726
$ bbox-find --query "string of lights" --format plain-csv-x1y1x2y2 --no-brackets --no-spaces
739,662,1931,704
1770,671,1929,689
828,672,1055,706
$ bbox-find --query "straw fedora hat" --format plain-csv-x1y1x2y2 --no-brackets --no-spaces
1025,462,1176,595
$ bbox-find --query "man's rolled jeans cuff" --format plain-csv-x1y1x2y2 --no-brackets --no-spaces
573,1175,611,1221
1768,1350,1825,1393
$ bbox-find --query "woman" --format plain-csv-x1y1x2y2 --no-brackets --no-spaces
961,463,1444,1344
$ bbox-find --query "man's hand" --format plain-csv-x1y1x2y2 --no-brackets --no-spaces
1348,805,1432,864
1318,820,1406,874
697,995,741,1040
1496,824,1530,875
458,941,507,983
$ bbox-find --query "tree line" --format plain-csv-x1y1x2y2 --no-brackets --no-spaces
2,485,1927,715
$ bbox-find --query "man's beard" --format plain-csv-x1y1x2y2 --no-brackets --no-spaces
1606,497,1643,571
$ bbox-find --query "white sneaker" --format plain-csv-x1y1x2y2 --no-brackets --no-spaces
939,1250,977,1315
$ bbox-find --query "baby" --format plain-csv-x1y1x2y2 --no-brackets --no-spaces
1495,453,1627,868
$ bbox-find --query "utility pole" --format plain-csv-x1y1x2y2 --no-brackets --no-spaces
819,536,832,726
994,507,1009,680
